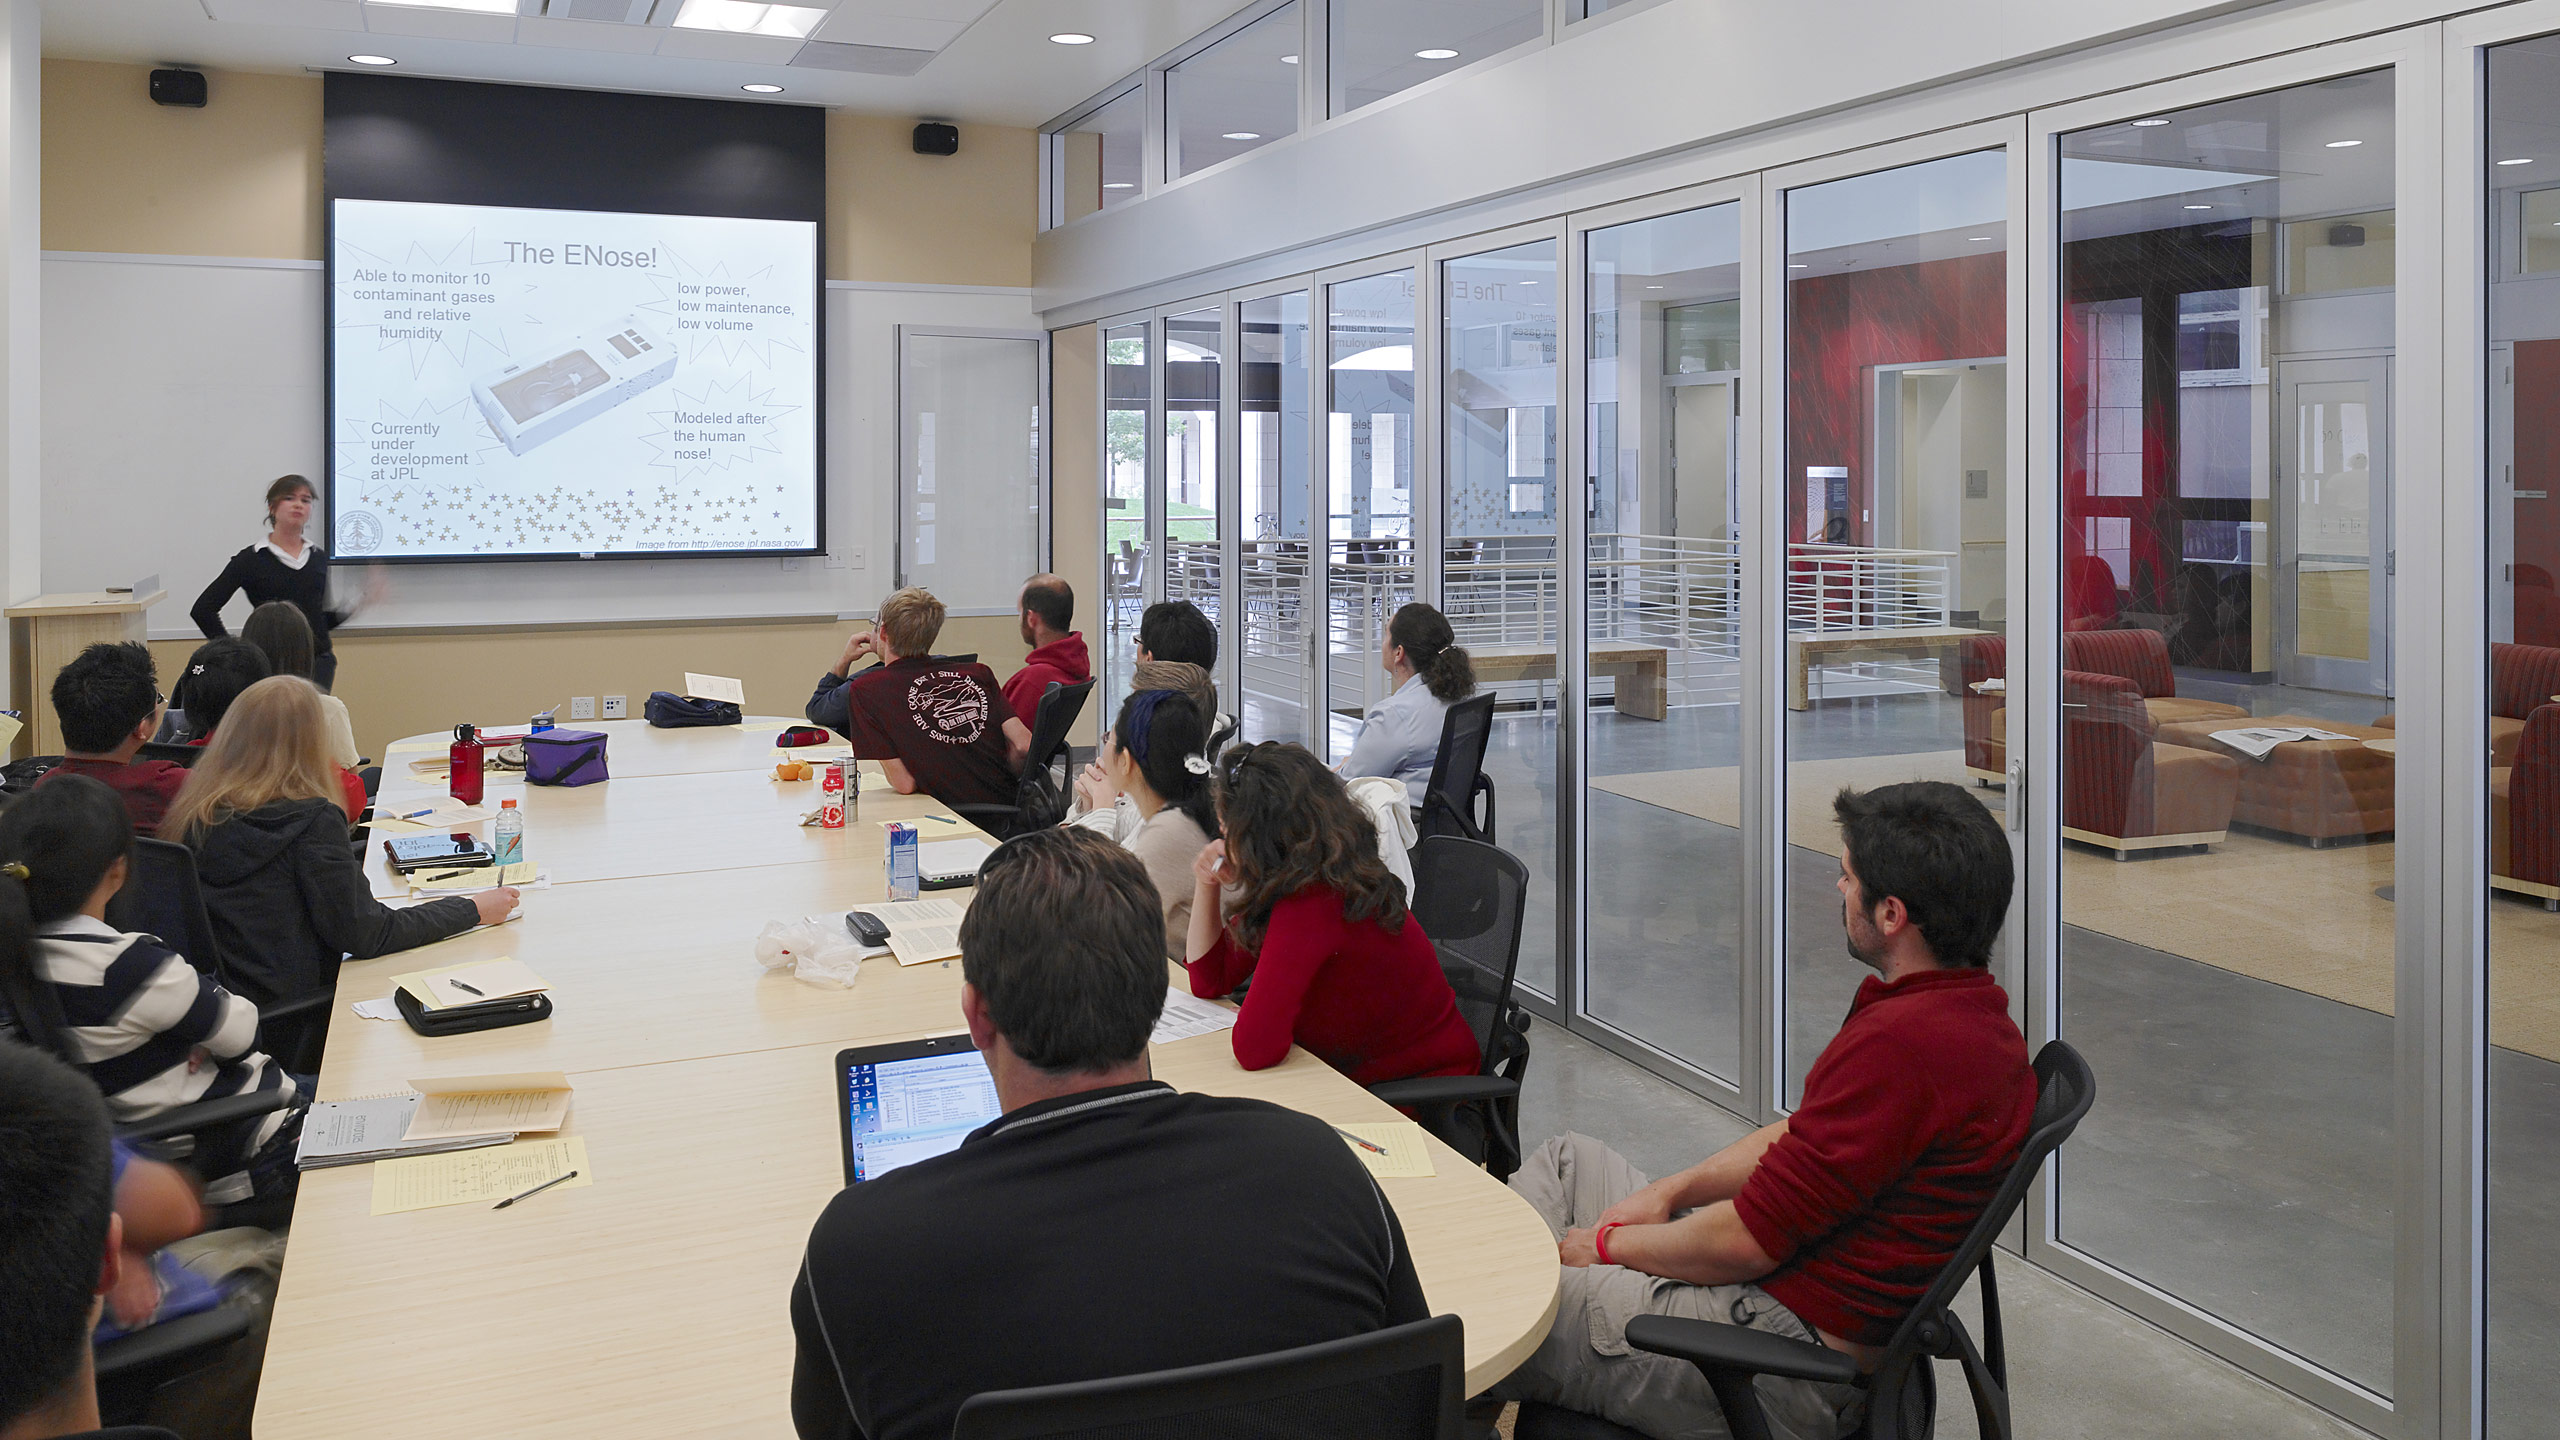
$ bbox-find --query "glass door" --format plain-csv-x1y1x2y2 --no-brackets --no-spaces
1239,287,1317,745
2276,357,2393,696
1162,306,1226,644
1101,319,1153,711
1324,267,1419,760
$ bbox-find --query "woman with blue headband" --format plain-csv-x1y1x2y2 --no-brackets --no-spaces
1067,687,1218,959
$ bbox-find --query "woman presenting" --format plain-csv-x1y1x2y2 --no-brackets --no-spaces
190,476,381,693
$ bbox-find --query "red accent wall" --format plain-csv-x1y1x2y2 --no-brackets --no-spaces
2516,340,2560,584
1784,251,2006,544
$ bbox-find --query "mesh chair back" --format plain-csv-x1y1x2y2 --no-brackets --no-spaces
136,741,203,768
1419,694,1496,841
1029,679,1096,774
104,840,228,985
1406,837,1528,1077
952,1314,1464,1440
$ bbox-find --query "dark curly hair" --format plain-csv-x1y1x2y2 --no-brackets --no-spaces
1214,742,1407,951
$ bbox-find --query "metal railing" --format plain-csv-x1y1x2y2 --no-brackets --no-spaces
1785,542,1954,633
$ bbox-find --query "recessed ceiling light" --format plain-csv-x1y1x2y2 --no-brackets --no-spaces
1787,263,1808,269
348,54,397,66
2184,204,2213,210
1280,54,1299,64
2132,117,2171,127
1222,132,1261,141
2325,139,2363,149
1050,32,1096,45
1414,48,1459,60
2501,157,2536,166
743,83,784,93
673,0,824,37
1967,236,1992,242
1644,284,1664,289
1517,280,1537,286
1103,182,1135,189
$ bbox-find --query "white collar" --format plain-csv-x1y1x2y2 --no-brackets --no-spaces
36,913,121,941
261,538,313,570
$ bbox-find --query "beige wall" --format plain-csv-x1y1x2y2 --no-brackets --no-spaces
43,59,321,260
1050,322,1101,745
826,112,1034,288
37,62,1079,763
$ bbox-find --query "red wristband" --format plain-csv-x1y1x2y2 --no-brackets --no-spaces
1594,1221,1625,1266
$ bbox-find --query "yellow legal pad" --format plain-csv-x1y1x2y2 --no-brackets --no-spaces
1335,1122,1436,1179
371,1137,591,1215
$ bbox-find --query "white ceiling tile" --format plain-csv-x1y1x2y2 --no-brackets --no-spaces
650,27,803,64
813,13,960,51
203,0,365,28
514,14,666,53
362,5,518,42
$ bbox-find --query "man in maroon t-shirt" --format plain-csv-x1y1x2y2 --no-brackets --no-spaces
823,587,1031,813
37,642,187,837
1489,782,2033,1440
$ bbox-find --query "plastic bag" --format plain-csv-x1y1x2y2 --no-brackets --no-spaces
754,918,866,990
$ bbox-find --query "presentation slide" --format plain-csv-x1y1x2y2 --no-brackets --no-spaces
330,198,818,561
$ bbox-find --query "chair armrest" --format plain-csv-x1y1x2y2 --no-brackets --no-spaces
1623,1315,1862,1387
93,1305,254,1380
1366,1075,1520,1108
115,1088,289,1143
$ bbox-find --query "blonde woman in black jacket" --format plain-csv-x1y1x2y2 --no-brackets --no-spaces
163,677,514,1009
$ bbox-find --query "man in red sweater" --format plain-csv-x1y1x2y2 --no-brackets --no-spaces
1003,574,1089,725
37,643,187,837
1490,781,2032,1439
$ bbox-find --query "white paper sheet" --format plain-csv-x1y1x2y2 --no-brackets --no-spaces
1152,988,1239,1046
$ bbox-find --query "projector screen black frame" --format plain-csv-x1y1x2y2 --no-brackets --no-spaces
322,72,827,566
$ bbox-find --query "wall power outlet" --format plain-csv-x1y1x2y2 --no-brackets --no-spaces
602,695,628,719
569,697,596,720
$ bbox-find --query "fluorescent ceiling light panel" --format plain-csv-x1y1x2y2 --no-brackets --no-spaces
674,0,824,38
369,0,517,12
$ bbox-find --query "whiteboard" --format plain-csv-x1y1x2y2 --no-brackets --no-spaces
39,254,1037,635
898,327,1047,612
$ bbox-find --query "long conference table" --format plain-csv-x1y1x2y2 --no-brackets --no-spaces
254,717,1561,1438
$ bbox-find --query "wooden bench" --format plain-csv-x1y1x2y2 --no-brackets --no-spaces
1787,625,1986,711
1468,640,1669,720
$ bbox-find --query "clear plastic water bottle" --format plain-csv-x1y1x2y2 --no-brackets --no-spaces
492,798,524,867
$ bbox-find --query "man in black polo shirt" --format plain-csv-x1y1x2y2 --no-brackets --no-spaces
789,828,1430,1440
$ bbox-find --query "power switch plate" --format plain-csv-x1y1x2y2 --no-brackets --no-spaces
569,697,596,721
601,695,628,720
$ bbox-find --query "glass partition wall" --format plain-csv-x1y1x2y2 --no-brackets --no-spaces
1101,321,1152,711
1779,150,2014,1104
2052,77,2400,1396
1239,288,1317,745
1581,202,1747,1081
1326,268,1420,760
1162,308,1226,655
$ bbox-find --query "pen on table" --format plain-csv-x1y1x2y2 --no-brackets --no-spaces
1332,1124,1388,1156
492,1170,578,1210
448,979,485,997
420,868,472,882
923,814,960,825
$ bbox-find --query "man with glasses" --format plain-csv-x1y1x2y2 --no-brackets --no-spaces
37,643,187,836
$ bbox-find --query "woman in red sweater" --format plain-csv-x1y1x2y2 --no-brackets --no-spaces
1185,742,1479,1086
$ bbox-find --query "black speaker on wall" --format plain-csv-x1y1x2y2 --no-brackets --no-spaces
912,122,958,156
150,69,208,108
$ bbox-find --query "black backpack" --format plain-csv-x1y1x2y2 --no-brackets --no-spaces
643,691,743,728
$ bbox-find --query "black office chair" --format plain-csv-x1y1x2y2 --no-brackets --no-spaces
1370,837,1532,1180
1514,1041,2098,1440
1418,694,1497,844
952,1314,1466,1440
135,741,204,768
106,839,330,1073
953,678,1095,839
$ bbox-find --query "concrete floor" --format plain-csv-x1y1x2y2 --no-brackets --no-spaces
1514,1022,2374,1440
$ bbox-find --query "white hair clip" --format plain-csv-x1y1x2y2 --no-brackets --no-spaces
1184,753,1212,775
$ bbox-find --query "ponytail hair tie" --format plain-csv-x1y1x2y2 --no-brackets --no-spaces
1183,753,1212,776
0,862,28,881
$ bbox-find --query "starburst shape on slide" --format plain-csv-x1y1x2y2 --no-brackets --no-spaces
334,229,516,377
636,248,805,370
341,394,504,505
634,376,802,484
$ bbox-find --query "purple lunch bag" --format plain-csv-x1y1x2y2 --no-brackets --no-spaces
522,728,610,787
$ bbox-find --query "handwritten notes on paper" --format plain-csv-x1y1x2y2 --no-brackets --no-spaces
371,1137,592,1215
1335,1122,1436,1179
402,1073,572,1141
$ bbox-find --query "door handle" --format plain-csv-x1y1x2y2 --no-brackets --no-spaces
2006,758,2025,833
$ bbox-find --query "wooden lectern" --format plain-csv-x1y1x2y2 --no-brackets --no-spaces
6,590,165,757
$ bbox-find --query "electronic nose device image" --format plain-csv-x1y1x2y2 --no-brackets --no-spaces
471,315,675,456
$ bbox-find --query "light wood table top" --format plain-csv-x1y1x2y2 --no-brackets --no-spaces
258,726,1560,1439
380,715,844,781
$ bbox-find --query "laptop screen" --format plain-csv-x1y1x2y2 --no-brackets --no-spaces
842,1049,1002,1182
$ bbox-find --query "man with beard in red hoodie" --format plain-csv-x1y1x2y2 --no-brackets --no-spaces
1004,574,1090,723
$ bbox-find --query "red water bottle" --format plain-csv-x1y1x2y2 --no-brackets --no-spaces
449,723,485,806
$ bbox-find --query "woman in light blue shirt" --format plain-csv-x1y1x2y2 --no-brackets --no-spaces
1341,602,1478,804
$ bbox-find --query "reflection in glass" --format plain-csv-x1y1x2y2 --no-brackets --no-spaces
2057,73,2396,1394
1168,3,1301,180
1163,309,1224,648
1055,88,1144,224
2486,39,2560,1438
1326,270,1417,761
1242,292,1315,745
1782,150,2010,1105
1102,322,1151,711
1582,204,1743,1079
1329,0,1542,116
1442,239,1558,1000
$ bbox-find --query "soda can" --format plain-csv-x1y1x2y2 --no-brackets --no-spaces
820,760,847,829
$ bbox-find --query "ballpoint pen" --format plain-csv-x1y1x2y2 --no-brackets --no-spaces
420,868,473,882
493,1170,579,1210
1331,1124,1388,1156
449,979,485,996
